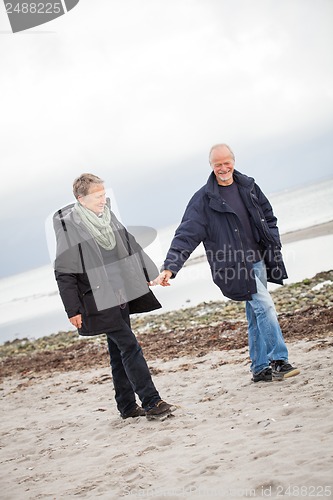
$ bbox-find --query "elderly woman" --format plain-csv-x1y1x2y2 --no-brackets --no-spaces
54,173,173,419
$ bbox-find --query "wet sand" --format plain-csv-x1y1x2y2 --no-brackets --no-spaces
281,220,333,244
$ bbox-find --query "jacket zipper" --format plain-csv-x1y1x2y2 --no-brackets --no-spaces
233,214,252,295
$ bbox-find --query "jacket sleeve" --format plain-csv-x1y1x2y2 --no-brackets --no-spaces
162,197,207,276
54,222,83,318
255,184,282,246
55,270,82,319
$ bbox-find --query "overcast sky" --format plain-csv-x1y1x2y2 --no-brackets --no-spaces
0,0,332,278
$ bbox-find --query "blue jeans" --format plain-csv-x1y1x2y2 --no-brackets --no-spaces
246,260,288,375
106,305,161,416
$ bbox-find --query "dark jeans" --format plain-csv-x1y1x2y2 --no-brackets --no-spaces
106,305,161,416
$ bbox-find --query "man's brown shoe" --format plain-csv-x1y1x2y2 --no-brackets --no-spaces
121,404,146,419
145,400,174,420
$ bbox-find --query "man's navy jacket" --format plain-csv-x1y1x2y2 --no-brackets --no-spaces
163,170,288,301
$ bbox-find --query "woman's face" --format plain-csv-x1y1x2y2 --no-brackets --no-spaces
78,183,106,215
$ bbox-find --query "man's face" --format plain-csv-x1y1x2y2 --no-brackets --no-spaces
210,146,235,186
78,184,106,215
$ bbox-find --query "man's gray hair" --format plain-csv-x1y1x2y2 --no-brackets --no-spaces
209,143,235,163
73,173,104,199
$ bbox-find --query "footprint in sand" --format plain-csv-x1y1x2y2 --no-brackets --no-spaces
157,437,173,447
137,445,157,456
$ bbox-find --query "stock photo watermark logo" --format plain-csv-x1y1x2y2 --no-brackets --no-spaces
45,186,163,312
4,0,79,33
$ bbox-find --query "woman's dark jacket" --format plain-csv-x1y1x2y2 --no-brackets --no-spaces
163,170,287,301
53,202,161,336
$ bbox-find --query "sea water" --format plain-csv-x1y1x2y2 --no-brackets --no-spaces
1,178,333,344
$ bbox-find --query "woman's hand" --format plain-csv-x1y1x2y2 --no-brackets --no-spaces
69,314,82,329
149,270,172,287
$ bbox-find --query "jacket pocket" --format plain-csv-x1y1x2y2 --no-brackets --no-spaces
82,289,99,316
210,260,253,300
211,261,237,292
82,284,122,313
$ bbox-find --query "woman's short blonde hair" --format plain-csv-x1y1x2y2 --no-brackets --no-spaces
73,173,104,199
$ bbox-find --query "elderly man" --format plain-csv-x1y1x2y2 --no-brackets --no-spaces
154,144,300,383
54,173,174,418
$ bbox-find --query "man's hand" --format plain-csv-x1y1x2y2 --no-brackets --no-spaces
149,270,172,287
69,314,82,329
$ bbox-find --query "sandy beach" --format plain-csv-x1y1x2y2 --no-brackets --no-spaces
1,338,333,499
1,223,333,499
280,220,333,244
1,308,333,498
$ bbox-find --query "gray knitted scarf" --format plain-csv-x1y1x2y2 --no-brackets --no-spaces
74,203,116,250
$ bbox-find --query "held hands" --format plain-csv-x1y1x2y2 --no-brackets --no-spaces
149,270,173,287
69,314,82,329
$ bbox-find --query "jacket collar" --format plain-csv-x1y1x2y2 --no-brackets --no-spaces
53,198,112,227
205,169,254,199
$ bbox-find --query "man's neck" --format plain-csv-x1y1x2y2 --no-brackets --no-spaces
217,178,234,187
